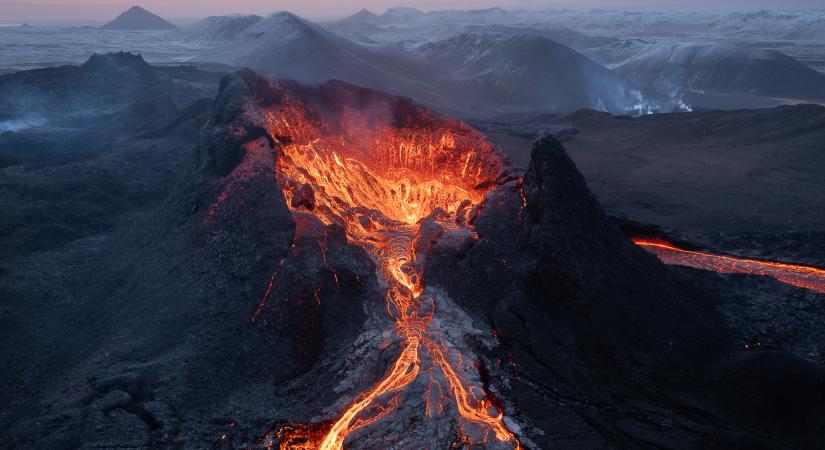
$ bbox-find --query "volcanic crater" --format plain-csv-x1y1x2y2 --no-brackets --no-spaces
191,70,756,449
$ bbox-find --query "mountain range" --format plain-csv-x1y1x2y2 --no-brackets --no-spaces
184,11,680,117
591,41,825,101
179,7,825,115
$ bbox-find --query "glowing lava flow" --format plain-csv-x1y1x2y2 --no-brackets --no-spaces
633,238,825,294
263,93,520,449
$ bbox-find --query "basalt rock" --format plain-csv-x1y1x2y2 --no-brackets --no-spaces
424,135,825,449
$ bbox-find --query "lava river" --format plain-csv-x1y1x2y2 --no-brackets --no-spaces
261,93,521,449
633,238,825,294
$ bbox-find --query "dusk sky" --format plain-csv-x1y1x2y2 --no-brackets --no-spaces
3,0,824,24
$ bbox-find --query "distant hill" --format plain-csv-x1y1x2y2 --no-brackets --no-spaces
183,15,262,45
199,12,452,111
100,6,177,30
612,42,825,101
415,32,673,115
191,11,685,117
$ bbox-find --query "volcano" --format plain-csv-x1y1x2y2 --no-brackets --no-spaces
199,74,521,448
176,71,822,449
3,67,825,449
100,6,178,31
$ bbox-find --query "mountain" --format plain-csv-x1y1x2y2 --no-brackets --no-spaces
182,14,262,45
377,6,427,24
202,11,375,80
583,38,653,67
100,6,177,30
193,12,682,117
457,24,615,50
332,7,613,51
415,32,677,115
721,9,825,41
331,7,825,77
359,6,509,26
612,42,825,101
198,12,453,112
564,9,825,42
0,52,220,255
337,8,379,24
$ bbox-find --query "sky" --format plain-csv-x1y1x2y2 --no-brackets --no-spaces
2,0,824,24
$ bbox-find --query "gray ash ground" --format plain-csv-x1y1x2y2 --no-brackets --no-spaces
1,55,824,449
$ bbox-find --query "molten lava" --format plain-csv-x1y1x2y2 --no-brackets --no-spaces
261,87,520,449
633,238,825,294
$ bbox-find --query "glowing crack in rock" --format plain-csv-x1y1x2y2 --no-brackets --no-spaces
633,238,825,294
257,88,521,449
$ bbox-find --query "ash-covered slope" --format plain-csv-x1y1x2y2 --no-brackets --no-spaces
416,32,676,115
0,52,216,168
457,24,616,50
101,6,177,30
190,11,673,117
384,8,825,43
3,69,823,449
555,9,825,42
197,12,449,111
611,42,825,101
502,105,825,240
327,7,825,105
182,14,263,46
332,9,614,51
0,52,220,257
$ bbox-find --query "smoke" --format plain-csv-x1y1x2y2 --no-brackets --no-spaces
0,117,46,133
674,97,693,112
608,87,693,116
583,63,693,116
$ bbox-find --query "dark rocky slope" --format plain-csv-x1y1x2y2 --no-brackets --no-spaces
426,135,824,449
0,52,221,257
477,105,825,267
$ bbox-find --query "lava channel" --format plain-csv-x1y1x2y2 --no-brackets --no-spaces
633,238,825,294
262,88,521,449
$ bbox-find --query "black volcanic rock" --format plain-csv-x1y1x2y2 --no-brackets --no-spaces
81,51,153,74
423,135,724,446
0,52,217,166
424,135,825,449
100,6,177,30
0,53,221,258
517,136,725,370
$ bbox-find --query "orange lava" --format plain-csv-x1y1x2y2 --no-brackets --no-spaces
263,90,520,449
632,238,825,294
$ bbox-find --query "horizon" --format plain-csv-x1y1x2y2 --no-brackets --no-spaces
3,1,825,26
